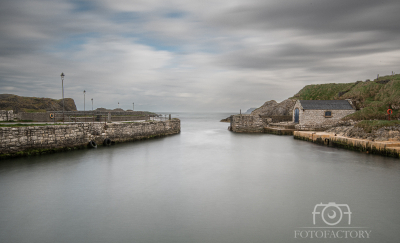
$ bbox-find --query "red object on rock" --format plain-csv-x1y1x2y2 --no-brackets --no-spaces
387,109,393,121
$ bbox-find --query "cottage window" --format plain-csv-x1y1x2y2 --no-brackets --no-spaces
325,111,332,117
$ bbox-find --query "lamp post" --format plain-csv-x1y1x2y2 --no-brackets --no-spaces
83,90,86,112
91,98,93,124
118,102,119,108
60,72,65,123
133,102,134,111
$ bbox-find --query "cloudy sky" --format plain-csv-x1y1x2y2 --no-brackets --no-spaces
1,0,399,112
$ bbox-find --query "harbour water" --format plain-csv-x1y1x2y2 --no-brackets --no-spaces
1,112,400,242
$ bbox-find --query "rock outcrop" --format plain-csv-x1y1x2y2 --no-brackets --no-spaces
251,99,296,117
244,108,257,114
220,117,231,123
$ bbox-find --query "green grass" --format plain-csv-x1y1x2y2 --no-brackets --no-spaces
355,120,400,133
292,82,357,100
343,107,398,121
292,74,400,121
375,79,400,106
340,81,382,105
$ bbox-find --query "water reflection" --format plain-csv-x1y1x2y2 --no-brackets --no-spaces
1,112,399,243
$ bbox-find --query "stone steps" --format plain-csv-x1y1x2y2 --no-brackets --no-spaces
264,127,295,135
268,122,296,129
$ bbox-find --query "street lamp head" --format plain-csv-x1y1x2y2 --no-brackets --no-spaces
84,90,86,94
60,72,65,80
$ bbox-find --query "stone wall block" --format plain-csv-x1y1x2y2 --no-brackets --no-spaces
0,120,180,156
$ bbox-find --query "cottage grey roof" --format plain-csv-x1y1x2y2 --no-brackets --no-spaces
299,100,354,110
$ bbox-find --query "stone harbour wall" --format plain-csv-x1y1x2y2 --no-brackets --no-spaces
0,119,180,158
16,111,154,122
0,110,14,121
294,131,400,158
230,115,268,133
15,112,52,122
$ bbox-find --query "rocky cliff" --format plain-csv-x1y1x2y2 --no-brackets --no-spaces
0,94,77,112
244,108,257,114
251,99,296,117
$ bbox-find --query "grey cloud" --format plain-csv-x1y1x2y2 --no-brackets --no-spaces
1,0,400,112
209,0,400,34
216,32,400,72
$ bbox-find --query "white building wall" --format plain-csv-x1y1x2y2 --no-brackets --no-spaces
292,100,355,130
300,109,355,125
292,100,304,123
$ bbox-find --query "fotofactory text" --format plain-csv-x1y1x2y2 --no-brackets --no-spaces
294,202,371,239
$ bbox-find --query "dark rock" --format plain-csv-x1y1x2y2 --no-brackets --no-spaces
220,117,231,123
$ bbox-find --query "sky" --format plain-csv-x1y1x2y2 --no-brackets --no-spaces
1,0,399,112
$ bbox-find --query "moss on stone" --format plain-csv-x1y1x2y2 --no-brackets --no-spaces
0,145,87,159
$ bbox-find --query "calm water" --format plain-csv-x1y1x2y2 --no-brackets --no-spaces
1,112,400,243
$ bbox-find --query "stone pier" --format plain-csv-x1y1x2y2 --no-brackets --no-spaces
0,119,180,158
294,131,400,158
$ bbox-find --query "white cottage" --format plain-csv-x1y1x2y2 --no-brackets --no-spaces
293,100,355,127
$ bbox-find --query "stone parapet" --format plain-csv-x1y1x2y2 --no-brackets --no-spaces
0,110,14,121
15,111,155,122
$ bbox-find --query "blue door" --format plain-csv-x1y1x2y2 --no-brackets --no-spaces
294,108,299,123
